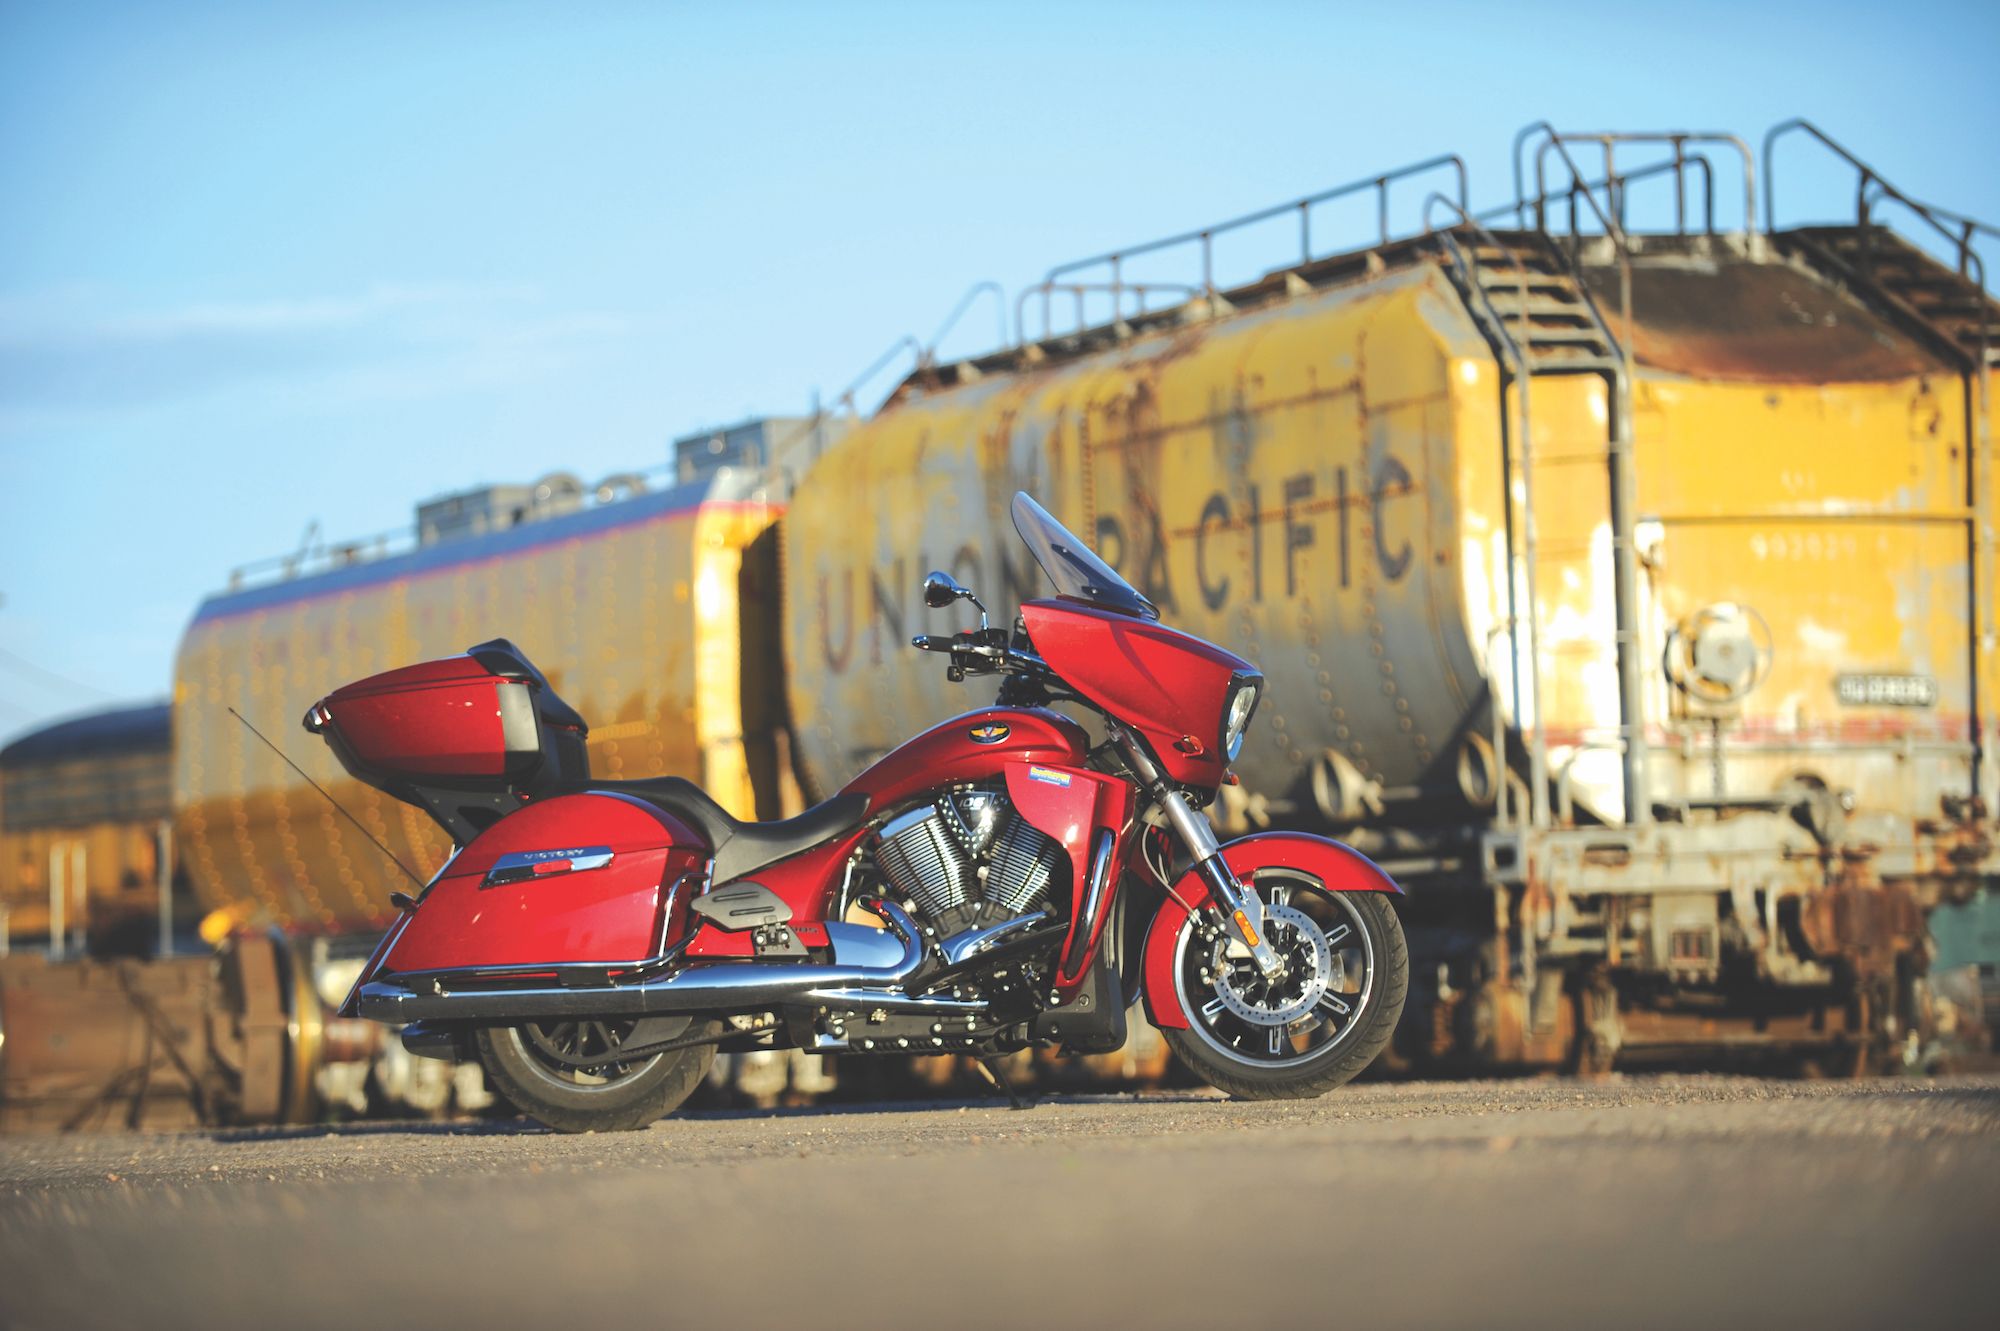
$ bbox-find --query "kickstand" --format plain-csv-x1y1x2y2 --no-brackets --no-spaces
972,1057,1037,1111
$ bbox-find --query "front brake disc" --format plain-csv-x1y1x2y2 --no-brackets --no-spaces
1207,902,1332,1027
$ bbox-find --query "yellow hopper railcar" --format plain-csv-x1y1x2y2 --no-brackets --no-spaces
782,121,1999,1071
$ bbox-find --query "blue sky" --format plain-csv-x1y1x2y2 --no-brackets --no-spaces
2,0,1996,744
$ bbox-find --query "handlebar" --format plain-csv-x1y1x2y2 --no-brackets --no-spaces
909,627,1044,680
910,621,1082,712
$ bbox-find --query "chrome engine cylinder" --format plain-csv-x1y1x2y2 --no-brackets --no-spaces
874,804,979,919
871,788,1061,924
984,814,1058,915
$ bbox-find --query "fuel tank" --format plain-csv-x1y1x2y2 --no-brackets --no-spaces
841,706,1089,810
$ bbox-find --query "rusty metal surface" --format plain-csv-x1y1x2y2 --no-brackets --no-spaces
0,936,326,1134
214,932,287,1123
0,954,217,1134
0,932,376,1134
1799,860,1926,981
1581,250,1939,382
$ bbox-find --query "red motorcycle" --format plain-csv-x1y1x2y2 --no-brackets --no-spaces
322,493,1407,1131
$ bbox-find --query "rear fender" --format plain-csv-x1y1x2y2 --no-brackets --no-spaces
1140,831,1402,1029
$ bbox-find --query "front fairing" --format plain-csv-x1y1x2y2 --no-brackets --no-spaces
1020,598,1258,789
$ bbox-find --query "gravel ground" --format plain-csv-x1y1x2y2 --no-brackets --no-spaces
2,1074,1996,1330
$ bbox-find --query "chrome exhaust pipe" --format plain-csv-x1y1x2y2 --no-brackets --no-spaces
353,897,937,1024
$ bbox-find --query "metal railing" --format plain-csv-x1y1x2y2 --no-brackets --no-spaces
1859,185,2000,264
1514,129,1757,236
223,457,703,591
925,282,1009,363
975,140,1748,359
830,336,924,416
780,333,936,467
1764,118,1993,282
1483,622,1519,833
1015,154,1467,344
1488,153,1723,237
227,524,423,590
1015,281,1204,347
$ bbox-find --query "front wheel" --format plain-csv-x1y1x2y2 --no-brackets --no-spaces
476,1018,718,1133
1163,876,1407,1099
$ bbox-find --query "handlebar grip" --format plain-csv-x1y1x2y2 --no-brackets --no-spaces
911,635,949,652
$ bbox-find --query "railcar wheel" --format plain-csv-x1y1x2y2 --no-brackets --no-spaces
1164,875,1407,1099
476,1018,717,1133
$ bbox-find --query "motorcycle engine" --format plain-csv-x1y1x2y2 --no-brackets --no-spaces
871,787,1065,939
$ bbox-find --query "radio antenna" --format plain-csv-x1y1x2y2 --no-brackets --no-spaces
228,706,427,890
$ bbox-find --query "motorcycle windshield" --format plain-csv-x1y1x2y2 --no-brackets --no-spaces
1010,492,1160,621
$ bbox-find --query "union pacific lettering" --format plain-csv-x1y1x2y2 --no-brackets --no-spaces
814,463,1418,674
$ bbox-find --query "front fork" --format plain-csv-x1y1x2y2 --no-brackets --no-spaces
1113,727,1288,983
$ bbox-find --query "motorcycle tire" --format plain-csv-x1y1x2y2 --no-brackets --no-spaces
1164,890,1408,1100
476,1019,718,1133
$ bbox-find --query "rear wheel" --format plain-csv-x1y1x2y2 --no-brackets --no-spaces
1163,875,1407,1099
476,1018,718,1133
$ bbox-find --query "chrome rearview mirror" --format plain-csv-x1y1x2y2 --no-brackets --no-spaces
922,570,970,609
922,569,989,630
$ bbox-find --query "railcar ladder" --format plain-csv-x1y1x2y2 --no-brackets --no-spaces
1429,220,1638,837
1460,230,1622,373
1431,130,1762,837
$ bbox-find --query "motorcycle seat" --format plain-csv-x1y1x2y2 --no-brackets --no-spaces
461,638,868,880
590,776,870,884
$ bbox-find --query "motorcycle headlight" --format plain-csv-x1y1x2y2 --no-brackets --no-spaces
1221,676,1261,762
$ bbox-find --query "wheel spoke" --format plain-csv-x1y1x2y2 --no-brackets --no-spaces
516,1016,663,1090
1180,878,1380,1069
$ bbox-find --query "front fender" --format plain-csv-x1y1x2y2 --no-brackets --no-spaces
1140,831,1402,1029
